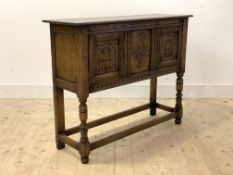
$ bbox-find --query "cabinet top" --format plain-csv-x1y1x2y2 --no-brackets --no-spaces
43,14,192,26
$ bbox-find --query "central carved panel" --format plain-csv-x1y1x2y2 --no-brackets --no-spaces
95,40,119,75
128,30,151,74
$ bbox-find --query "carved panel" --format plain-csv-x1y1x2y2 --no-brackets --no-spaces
89,32,126,84
95,40,119,75
128,30,151,74
157,26,182,68
160,32,178,60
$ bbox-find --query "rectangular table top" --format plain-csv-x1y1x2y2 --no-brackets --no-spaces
43,14,193,26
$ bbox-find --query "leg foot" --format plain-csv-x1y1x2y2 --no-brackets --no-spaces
81,156,89,164
175,117,182,124
56,141,65,149
150,104,156,116
78,138,91,164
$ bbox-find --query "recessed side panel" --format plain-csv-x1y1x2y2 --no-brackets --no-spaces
128,30,151,74
54,32,76,82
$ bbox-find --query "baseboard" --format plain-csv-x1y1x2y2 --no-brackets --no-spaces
0,85,232,98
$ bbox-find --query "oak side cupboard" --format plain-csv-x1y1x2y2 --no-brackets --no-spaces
43,14,193,164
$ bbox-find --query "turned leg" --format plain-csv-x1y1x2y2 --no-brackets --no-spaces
53,87,65,149
150,77,157,116
78,98,91,164
175,72,184,124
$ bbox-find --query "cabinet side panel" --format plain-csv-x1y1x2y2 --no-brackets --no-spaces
52,25,76,83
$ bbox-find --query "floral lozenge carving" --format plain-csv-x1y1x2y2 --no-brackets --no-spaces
129,30,151,74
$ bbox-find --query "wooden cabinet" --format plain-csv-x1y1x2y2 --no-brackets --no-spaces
43,14,192,164
50,22,184,93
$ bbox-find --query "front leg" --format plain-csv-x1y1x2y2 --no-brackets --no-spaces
175,72,184,124
78,98,91,164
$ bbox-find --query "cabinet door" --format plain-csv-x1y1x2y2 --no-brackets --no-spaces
89,32,126,85
128,30,152,74
157,26,182,68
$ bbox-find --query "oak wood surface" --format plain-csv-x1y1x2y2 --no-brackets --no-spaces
150,77,157,115
128,30,151,74
44,14,192,163
65,103,151,136
48,16,191,93
53,87,65,149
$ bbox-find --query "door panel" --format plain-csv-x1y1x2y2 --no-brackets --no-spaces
89,32,126,84
157,26,182,68
128,30,151,74
89,25,183,92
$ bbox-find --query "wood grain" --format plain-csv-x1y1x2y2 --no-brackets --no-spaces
0,99,232,174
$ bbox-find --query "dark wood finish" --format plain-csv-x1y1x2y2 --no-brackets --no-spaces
175,72,184,124
156,102,175,113
58,134,79,151
89,32,127,86
128,30,151,74
157,26,182,68
181,18,189,72
75,27,91,164
150,77,157,115
43,14,192,164
54,78,76,93
53,87,65,149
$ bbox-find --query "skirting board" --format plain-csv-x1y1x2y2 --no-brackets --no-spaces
0,85,232,98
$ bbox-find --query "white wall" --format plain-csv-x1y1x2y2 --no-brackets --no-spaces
0,0,233,98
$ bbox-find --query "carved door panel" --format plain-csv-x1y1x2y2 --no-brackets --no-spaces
157,26,182,68
128,30,152,74
89,32,126,85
